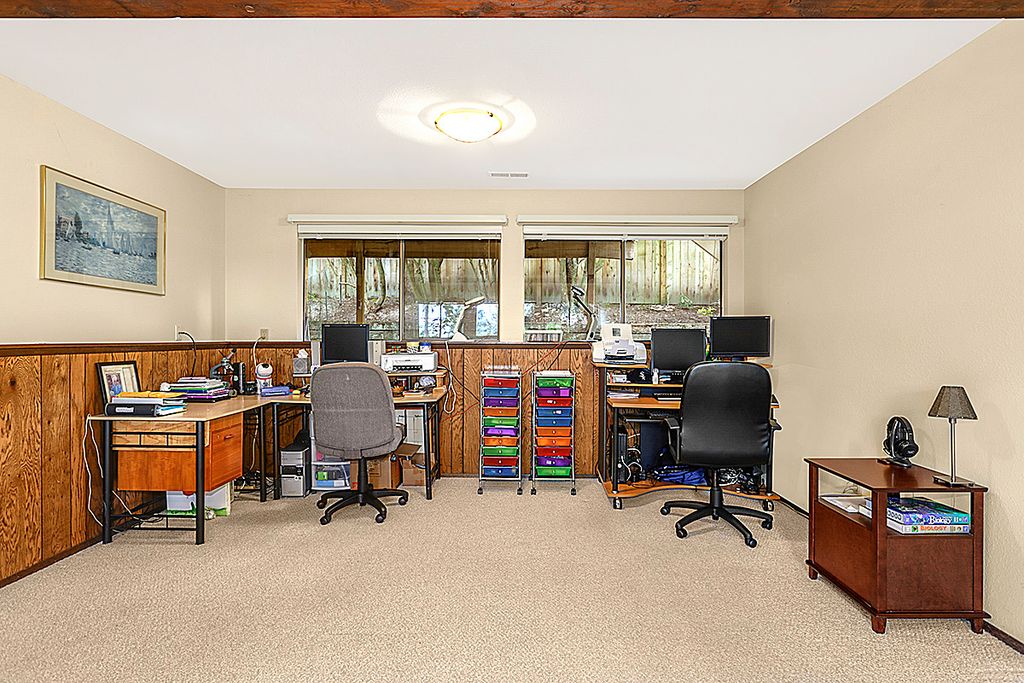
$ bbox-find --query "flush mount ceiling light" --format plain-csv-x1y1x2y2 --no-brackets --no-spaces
434,108,504,143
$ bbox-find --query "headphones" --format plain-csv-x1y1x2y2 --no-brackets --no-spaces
883,416,919,467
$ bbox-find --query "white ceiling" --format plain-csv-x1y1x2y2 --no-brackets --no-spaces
0,18,998,189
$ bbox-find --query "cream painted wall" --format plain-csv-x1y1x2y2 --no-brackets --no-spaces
0,75,225,343
745,21,1023,638
223,189,744,340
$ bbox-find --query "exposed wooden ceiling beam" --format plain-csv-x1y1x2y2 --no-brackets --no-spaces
1,1,1022,19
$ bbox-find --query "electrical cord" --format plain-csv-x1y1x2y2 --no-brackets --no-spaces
83,418,163,527
176,330,198,377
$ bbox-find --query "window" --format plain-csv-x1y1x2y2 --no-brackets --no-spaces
304,238,499,341
524,239,721,339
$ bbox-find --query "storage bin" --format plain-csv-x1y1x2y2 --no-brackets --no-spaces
537,437,572,448
537,407,572,417
484,397,518,408
483,436,518,447
536,417,572,428
537,387,572,398
482,466,518,478
537,426,572,437
538,446,572,458
535,466,572,478
483,417,518,427
536,376,574,388
483,407,518,417
484,427,518,437
482,456,519,467
536,456,572,467
483,377,518,388
538,397,573,407
482,387,519,398
482,446,519,457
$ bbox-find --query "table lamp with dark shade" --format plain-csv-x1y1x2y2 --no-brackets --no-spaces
928,385,977,487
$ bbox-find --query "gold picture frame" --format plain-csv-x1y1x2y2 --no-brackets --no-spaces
40,166,166,295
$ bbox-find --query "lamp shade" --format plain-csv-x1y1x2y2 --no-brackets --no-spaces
928,386,977,420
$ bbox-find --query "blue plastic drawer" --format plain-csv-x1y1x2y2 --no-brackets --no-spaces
482,466,518,478
536,417,572,428
537,407,572,418
482,387,519,398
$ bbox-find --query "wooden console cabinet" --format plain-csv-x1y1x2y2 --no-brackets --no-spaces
805,458,987,634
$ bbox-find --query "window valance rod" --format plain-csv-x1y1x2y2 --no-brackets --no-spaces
288,214,507,240
517,214,736,240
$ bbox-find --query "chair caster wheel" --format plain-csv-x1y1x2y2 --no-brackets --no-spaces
517,488,523,495
477,487,483,495
316,500,326,509
676,528,688,539
762,500,775,512
570,488,577,496
375,514,385,524
761,519,773,530
319,516,330,525
660,506,670,516
711,513,719,521
530,489,537,495
398,497,408,506
745,537,758,548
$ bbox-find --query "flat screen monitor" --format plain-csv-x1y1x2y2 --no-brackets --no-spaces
709,316,771,358
651,328,707,377
321,324,369,364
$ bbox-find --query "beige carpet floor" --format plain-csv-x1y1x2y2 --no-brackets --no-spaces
1,478,1021,683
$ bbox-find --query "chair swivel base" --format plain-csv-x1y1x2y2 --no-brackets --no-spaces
660,488,772,548
317,487,408,524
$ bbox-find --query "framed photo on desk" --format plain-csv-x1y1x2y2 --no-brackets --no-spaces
96,360,140,403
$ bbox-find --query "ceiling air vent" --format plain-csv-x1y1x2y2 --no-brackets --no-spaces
489,171,529,179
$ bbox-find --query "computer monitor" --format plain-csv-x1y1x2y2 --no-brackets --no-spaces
709,316,771,358
651,328,708,380
321,324,369,364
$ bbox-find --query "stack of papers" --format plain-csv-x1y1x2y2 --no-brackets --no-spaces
106,391,186,417
161,377,231,401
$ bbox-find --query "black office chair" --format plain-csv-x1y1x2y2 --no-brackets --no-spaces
660,361,780,548
310,363,408,525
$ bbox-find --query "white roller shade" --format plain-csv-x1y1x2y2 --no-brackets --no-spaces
517,214,736,240
288,214,507,240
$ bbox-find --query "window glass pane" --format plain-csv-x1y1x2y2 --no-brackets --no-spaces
624,239,722,339
402,240,499,340
305,255,355,342
524,240,622,340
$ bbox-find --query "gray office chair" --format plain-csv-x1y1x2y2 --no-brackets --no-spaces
310,363,408,524
660,361,780,548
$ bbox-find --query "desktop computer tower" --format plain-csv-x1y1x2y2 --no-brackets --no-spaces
280,438,311,497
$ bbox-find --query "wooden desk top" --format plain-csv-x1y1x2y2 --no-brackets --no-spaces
805,457,987,493
593,361,648,369
607,395,780,411
90,386,447,422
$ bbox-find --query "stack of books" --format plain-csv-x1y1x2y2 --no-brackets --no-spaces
823,494,971,534
105,391,186,417
160,377,231,402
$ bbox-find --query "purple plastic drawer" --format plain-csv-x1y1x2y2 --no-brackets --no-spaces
536,456,572,467
537,387,572,397
484,397,518,408
484,427,518,437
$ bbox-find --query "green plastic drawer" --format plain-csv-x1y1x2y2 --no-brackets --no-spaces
483,417,518,427
482,446,519,457
536,377,574,388
535,466,572,478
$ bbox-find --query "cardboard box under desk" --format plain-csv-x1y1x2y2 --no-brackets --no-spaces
349,453,403,490
396,443,424,487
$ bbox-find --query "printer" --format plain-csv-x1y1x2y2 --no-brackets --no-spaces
591,324,647,365
380,351,438,373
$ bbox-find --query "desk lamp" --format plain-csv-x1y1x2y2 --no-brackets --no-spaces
928,386,977,487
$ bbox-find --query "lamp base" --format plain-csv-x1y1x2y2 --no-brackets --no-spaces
933,474,973,487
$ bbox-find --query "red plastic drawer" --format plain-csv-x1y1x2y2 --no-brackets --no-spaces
538,447,572,458
537,427,571,438
483,377,518,388
537,437,572,448
483,437,518,447
483,456,519,467
537,397,573,407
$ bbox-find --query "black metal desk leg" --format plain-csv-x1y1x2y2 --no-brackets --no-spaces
101,421,113,543
422,404,433,500
272,403,281,500
257,406,267,502
196,422,206,545
434,404,441,480
612,407,622,510
598,370,607,480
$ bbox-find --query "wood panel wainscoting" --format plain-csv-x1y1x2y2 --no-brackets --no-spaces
0,340,598,587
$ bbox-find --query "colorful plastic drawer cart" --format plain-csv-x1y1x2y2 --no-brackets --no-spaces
530,370,577,496
478,370,523,495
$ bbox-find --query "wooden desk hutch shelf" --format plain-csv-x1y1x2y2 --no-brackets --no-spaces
805,458,988,634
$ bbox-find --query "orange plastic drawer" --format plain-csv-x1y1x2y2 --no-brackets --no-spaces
483,407,518,417
537,437,572,448
483,436,518,447
537,427,571,437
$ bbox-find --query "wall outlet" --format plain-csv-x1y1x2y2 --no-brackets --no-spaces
174,324,182,340
259,327,269,340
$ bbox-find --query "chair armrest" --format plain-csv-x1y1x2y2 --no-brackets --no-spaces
663,416,680,433
770,418,782,432
661,416,680,459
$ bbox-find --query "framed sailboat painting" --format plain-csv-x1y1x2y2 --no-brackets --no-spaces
40,166,166,295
